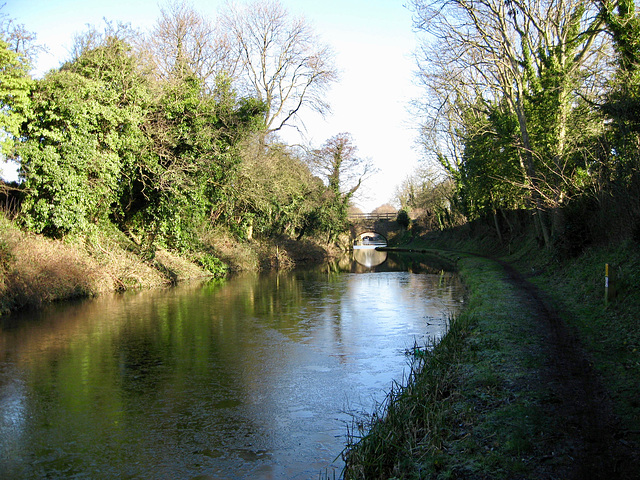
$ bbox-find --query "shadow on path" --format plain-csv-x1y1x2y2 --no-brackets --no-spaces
495,258,639,480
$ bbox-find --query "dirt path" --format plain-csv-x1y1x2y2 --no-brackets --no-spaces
496,259,639,480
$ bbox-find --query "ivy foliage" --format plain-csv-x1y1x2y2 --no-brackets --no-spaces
18,39,149,237
14,34,336,255
456,100,525,219
19,70,126,235
0,37,32,156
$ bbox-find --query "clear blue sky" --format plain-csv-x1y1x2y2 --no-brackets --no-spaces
3,0,423,212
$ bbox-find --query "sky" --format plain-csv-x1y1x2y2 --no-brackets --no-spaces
2,0,424,212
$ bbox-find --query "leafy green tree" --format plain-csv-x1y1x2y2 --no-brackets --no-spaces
17,37,150,237
12,10,340,258
600,0,640,174
456,101,525,219
229,140,325,239
396,209,410,229
127,73,264,250
18,27,266,249
19,71,126,236
593,0,640,238
0,37,32,158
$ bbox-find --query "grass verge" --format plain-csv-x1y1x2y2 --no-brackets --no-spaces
529,240,640,441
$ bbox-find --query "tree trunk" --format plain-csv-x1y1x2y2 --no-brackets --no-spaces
514,98,552,248
493,210,504,244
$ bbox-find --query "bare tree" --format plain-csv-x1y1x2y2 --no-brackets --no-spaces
141,1,235,86
0,6,41,67
68,20,141,68
221,0,338,134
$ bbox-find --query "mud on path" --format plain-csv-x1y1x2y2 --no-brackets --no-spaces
496,259,639,480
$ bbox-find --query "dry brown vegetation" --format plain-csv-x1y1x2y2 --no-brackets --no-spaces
200,226,262,272
0,217,213,314
200,225,338,272
0,215,337,316
0,219,108,313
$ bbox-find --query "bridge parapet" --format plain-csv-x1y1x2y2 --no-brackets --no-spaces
348,212,397,221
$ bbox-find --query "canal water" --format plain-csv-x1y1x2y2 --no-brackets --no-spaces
0,252,464,479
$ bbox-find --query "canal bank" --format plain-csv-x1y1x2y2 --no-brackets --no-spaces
343,242,640,479
0,215,341,316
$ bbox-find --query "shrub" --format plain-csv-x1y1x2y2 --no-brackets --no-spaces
396,209,411,229
196,253,229,277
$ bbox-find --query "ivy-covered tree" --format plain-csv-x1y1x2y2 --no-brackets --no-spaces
18,38,150,237
413,0,609,247
126,73,265,250
305,133,374,242
18,71,128,236
456,100,525,218
13,13,340,256
17,30,267,248
595,0,640,237
0,37,32,158
600,0,640,174
231,140,326,239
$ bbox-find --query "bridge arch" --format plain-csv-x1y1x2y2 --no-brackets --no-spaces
353,231,387,247
348,212,399,245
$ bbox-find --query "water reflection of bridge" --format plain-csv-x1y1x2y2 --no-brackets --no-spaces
352,230,388,268
352,247,388,268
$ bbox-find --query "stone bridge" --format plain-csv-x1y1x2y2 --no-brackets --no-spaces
347,212,402,243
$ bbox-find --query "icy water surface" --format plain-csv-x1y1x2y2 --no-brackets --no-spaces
0,254,464,479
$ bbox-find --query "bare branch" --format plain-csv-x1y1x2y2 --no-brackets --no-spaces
221,0,338,133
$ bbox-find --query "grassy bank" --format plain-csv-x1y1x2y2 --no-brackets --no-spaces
343,234,640,479
530,240,640,441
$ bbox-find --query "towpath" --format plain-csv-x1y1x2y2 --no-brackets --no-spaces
495,258,638,479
